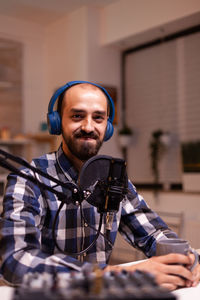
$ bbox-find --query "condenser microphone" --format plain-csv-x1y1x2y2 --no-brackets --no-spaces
79,155,128,230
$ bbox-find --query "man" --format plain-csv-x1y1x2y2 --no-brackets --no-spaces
0,81,199,291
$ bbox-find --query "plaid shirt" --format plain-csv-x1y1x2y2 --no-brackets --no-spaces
0,145,177,284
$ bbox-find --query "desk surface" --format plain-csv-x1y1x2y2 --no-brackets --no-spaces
0,286,14,300
173,283,200,299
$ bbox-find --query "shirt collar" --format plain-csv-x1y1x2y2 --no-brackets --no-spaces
56,144,78,183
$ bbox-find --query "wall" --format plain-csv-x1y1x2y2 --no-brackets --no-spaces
86,7,122,157
0,15,46,134
0,38,22,136
101,0,200,46
0,6,122,159
100,0,200,180
0,7,122,160
44,7,89,100
44,6,122,158
124,33,200,184
0,1,200,162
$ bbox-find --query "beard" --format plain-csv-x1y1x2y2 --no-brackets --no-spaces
62,129,104,161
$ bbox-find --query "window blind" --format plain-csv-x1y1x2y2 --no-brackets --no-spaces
125,31,200,185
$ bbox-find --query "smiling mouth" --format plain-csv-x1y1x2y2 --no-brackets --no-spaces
76,134,97,139
79,137,96,141
74,131,98,140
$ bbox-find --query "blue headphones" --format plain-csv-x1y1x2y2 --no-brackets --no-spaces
47,80,115,141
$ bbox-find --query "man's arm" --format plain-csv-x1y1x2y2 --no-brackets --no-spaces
108,181,200,290
0,173,92,285
119,180,178,258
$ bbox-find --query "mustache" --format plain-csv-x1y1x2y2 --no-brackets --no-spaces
74,130,99,139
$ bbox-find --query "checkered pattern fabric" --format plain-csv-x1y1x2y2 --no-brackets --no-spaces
0,145,177,284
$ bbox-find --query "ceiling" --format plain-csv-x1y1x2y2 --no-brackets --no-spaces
115,12,200,50
0,0,118,25
0,0,199,50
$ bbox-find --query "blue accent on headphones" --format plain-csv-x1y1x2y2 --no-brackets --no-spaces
47,80,115,141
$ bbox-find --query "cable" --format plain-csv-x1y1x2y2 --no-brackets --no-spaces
52,200,104,256
80,208,113,248
0,148,128,257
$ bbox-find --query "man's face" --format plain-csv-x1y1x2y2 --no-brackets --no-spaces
61,84,108,162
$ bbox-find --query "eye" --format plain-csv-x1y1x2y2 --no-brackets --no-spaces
93,114,105,122
72,114,83,120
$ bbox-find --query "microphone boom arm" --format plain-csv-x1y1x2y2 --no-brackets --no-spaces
0,149,129,255
0,148,79,203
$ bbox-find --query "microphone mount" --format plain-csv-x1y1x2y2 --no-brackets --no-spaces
0,148,129,255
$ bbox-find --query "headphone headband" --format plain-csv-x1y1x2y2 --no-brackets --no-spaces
47,80,115,141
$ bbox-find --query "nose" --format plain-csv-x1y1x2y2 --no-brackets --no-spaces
81,116,94,133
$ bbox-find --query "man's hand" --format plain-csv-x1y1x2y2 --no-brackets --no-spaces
105,253,200,291
186,253,200,287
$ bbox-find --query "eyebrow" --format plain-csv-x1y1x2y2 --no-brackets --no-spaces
70,108,107,116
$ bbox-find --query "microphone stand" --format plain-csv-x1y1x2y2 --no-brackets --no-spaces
0,148,115,255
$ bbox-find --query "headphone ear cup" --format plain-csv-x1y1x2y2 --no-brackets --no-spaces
104,120,114,141
47,111,61,135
